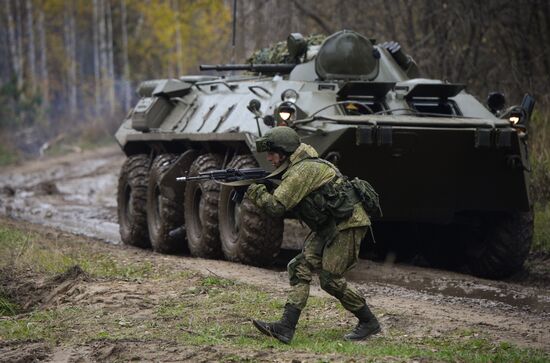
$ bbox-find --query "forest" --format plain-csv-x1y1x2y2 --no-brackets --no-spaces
1,1,549,131
0,0,549,206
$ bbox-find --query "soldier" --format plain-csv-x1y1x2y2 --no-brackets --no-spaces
246,126,380,344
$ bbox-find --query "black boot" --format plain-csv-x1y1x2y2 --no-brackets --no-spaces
252,304,301,344
344,304,381,341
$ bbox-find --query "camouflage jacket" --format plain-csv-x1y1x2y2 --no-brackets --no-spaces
247,143,370,233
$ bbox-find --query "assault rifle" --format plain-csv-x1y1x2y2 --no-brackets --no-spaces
176,167,270,183
177,162,288,201
177,167,280,203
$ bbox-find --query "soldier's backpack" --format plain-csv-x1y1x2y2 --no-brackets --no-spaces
350,177,382,218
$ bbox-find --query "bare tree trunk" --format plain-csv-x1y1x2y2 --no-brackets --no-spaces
15,0,24,89
172,0,184,76
98,0,107,111
401,0,417,48
382,1,397,41
93,0,101,115
105,0,115,113
0,7,9,83
337,2,347,30
120,0,131,112
26,0,36,93
37,5,49,110
64,0,77,114
236,0,246,61
6,0,23,93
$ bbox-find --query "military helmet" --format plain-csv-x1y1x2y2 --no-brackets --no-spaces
256,126,300,154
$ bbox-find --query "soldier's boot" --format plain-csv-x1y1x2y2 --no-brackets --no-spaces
344,304,381,341
252,304,301,344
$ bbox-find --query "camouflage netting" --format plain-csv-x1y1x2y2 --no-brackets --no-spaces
246,34,327,64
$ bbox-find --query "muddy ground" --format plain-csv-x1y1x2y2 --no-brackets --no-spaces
0,145,549,362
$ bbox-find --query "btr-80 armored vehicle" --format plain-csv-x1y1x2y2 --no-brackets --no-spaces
115,30,534,278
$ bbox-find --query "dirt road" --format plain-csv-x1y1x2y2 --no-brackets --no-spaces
0,145,549,360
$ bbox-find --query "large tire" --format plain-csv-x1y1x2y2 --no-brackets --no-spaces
218,154,284,266
467,211,533,279
117,154,151,248
418,223,467,270
147,153,186,253
184,153,223,258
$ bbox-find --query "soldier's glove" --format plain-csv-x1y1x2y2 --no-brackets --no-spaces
246,183,268,203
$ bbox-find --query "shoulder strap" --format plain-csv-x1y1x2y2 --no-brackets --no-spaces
306,158,344,179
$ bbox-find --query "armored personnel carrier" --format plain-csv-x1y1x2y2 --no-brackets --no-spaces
115,30,534,278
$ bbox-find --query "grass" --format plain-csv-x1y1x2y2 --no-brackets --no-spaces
0,290,19,316
529,107,550,254
0,141,19,166
153,285,548,362
0,224,160,280
533,203,550,253
0,219,549,361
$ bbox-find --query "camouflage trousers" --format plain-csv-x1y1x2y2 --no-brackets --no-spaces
286,226,368,312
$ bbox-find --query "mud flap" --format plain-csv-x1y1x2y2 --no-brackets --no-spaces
159,149,200,199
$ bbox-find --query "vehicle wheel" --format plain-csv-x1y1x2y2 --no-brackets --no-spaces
467,211,533,279
147,153,186,253
184,153,223,258
218,154,284,265
117,154,151,248
419,224,466,270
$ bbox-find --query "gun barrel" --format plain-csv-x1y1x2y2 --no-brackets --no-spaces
199,64,297,74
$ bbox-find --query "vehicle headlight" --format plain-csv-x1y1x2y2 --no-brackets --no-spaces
281,89,299,103
279,110,293,121
509,116,520,125
276,101,297,125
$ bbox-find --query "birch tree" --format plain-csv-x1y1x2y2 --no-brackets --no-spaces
120,0,131,111
93,0,101,116
6,0,23,93
64,0,77,114
26,0,36,93
37,4,49,110
172,0,184,76
105,0,115,113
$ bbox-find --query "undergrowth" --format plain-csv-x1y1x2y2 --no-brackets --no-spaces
0,224,159,280
0,140,19,166
530,107,550,253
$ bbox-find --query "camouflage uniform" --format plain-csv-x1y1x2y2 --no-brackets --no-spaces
247,143,370,313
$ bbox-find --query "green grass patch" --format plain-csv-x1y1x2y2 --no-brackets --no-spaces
0,307,79,341
0,290,19,316
2,287,547,363
0,142,19,166
199,275,236,287
154,281,549,362
533,203,550,253
0,222,159,280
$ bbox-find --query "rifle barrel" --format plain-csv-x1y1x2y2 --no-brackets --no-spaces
199,63,296,73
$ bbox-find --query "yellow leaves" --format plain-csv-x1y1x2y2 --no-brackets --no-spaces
127,0,231,78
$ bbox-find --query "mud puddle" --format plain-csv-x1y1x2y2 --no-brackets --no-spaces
346,262,550,313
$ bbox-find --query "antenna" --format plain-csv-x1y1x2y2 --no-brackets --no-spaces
231,0,237,64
